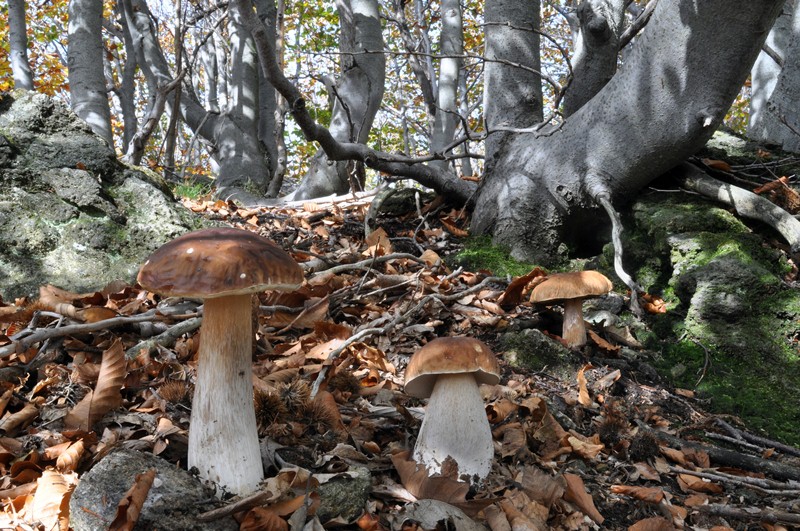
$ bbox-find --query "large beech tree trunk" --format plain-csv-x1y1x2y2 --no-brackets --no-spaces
472,0,785,265
8,0,34,91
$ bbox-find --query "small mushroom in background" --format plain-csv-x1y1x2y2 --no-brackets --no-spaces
403,337,501,485
530,270,613,348
137,227,303,496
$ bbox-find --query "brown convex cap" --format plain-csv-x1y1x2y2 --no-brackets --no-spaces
137,227,303,298
404,337,500,398
530,270,612,304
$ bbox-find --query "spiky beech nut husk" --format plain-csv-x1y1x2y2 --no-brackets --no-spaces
254,389,288,434
328,371,361,396
629,431,661,462
278,379,311,414
159,381,193,404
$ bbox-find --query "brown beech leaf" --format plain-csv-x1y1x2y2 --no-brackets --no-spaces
562,473,604,524
391,450,469,504
701,158,733,172
677,473,724,494
628,516,675,531
0,401,40,435
240,507,289,531
28,469,78,531
497,267,547,309
65,339,126,431
576,365,593,407
108,468,157,531
364,227,393,257
56,440,85,472
610,485,665,504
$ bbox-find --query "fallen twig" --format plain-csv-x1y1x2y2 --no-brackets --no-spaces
125,317,203,359
697,503,800,525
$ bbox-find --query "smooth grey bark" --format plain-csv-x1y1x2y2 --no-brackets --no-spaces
562,0,626,117
749,0,800,152
255,0,279,186
125,0,271,200
8,0,34,90
68,0,114,147
429,0,462,173
284,0,386,200
116,0,140,151
472,0,785,265
483,0,542,165
232,0,475,203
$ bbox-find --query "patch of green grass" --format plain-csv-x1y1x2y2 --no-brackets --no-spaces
453,236,542,277
172,180,212,200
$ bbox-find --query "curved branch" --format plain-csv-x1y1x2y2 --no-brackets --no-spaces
676,162,800,253
229,0,476,206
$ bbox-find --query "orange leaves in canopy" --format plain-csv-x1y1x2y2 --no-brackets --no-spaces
64,338,126,431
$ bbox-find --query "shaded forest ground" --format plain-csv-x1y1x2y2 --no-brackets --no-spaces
0,168,799,529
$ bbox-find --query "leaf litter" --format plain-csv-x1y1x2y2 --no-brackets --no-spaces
0,191,798,529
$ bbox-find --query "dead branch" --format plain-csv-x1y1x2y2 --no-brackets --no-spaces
716,418,800,458
669,465,800,496
0,310,163,359
636,420,800,482
124,317,203,359
676,162,800,253
697,503,800,526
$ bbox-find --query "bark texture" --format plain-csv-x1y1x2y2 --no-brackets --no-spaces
285,0,385,200
8,0,34,91
483,0,542,164
472,0,785,265
563,0,626,117
429,0,462,173
750,1,800,152
68,0,114,147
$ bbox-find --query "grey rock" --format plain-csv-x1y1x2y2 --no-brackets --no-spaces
501,328,582,381
315,465,372,524
0,91,207,299
69,448,238,530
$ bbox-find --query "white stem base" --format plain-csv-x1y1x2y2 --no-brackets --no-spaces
412,373,494,483
188,295,263,496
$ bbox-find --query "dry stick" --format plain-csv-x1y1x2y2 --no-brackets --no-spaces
716,418,800,459
668,465,800,496
309,275,506,398
675,162,800,253
0,310,163,359
635,420,800,482
697,504,800,526
124,317,203,359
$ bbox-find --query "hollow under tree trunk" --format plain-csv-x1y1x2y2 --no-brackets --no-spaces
472,0,785,265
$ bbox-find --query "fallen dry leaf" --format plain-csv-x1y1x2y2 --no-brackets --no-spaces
27,469,78,531
562,473,604,524
627,516,675,531
610,484,665,504
64,338,126,431
108,468,157,531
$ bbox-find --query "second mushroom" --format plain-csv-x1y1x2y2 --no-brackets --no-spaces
404,337,500,485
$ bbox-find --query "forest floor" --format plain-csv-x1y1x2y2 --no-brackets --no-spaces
1,187,799,530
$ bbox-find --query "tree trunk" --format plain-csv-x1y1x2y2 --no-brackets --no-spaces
284,0,385,200
8,0,34,91
126,0,272,201
68,0,114,147
429,0,462,173
472,0,785,265
483,0,542,165
749,1,800,152
562,0,626,117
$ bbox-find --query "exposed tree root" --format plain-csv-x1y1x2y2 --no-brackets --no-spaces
676,162,800,253
585,173,644,315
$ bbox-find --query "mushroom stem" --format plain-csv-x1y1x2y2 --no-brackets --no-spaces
188,294,263,495
562,298,587,348
413,373,493,483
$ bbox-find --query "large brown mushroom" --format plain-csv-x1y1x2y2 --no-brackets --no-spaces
404,337,500,484
137,227,303,496
530,270,612,348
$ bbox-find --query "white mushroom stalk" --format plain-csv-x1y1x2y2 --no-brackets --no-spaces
188,294,262,496
413,373,494,483
561,298,588,348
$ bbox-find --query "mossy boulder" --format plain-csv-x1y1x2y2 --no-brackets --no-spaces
0,91,207,298
610,192,800,443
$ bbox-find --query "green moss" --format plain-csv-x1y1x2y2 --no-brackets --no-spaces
453,235,542,277
172,180,212,200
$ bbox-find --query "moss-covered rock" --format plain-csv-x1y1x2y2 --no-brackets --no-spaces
501,328,583,381
0,91,208,298
610,192,800,444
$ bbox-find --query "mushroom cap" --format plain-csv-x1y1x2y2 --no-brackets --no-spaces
404,337,500,398
530,270,612,304
137,227,303,298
